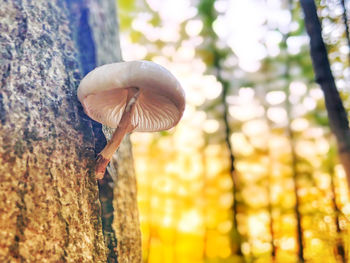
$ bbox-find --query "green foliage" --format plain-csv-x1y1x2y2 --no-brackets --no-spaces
198,0,216,29
118,0,136,28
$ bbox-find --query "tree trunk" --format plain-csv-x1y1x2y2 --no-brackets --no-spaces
300,0,350,189
289,137,305,263
327,149,346,263
285,41,305,263
340,0,350,66
197,0,245,259
266,174,277,262
219,70,244,260
285,62,305,263
330,174,346,263
0,0,141,262
282,1,305,258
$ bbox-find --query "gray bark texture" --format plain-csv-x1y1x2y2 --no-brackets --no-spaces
0,0,141,262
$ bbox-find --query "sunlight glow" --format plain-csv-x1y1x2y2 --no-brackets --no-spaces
185,20,203,37
229,104,265,121
266,90,286,105
121,37,148,60
202,75,223,99
287,36,309,54
120,0,348,262
296,140,316,158
178,210,203,233
248,215,266,236
243,187,268,207
231,132,254,156
291,118,309,132
242,120,269,136
290,81,307,96
267,107,287,124
217,220,232,234
265,30,282,56
268,136,290,151
310,88,324,99
213,0,267,72
280,237,295,251
203,119,220,134
162,215,173,227
303,96,317,110
146,0,196,22
219,193,233,209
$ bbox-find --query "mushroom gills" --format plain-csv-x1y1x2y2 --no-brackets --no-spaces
95,87,140,179
132,91,181,132
83,88,128,128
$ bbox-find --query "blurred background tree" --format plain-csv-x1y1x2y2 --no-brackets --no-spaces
118,0,350,262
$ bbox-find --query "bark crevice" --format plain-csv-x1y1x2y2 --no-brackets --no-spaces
63,1,119,261
8,157,29,261
49,168,70,261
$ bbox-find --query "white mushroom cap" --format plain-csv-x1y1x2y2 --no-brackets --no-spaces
77,60,185,132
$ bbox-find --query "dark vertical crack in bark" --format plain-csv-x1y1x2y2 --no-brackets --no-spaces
64,1,118,261
64,0,107,158
49,168,70,262
0,93,6,125
0,64,11,125
9,156,29,261
98,174,118,262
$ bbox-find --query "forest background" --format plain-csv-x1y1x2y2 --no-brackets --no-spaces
118,0,350,262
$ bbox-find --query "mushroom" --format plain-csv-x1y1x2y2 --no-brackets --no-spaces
77,60,185,179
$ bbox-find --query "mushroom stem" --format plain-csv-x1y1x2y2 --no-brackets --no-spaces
95,87,140,179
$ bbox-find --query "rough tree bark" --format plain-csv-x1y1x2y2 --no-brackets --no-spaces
300,0,350,189
0,0,141,262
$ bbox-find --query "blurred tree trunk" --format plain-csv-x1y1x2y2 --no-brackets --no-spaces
330,173,346,263
285,57,305,262
283,1,305,258
340,0,350,66
266,174,277,262
285,45,305,263
219,69,244,260
301,0,350,189
285,65,305,263
197,0,245,260
328,148,346,263
0,0,141,262
289,132,305,263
